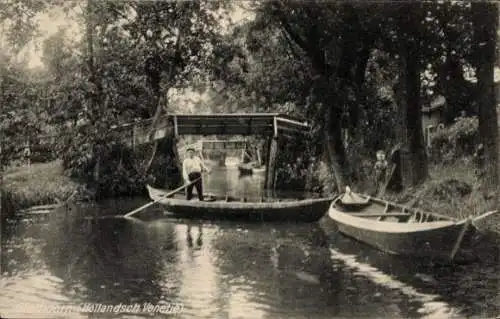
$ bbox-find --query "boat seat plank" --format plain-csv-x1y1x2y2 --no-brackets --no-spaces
378,202,392,221
350,212,412,218
383,202,390,213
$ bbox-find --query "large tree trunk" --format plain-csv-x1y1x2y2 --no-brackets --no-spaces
86,0,100,186
324,103,348,193
472,2,499,197
86,0,104,125
394,42,428,188
436,3,475,122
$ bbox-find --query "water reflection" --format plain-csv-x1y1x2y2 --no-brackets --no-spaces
186,222,203,248
320,218,500,318
43,215,167,305
203,167,316,200
204,167,265,198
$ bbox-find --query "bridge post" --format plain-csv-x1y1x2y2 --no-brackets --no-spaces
172,137,182,172
265,137,279,190
265,116,279,190
132,124,137,150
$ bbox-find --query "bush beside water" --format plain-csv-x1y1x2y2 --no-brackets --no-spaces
1,161,82,221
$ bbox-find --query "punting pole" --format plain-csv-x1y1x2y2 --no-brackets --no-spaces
124,178,201,218
471,210,500,224
449,217,472,261
471,210,500,233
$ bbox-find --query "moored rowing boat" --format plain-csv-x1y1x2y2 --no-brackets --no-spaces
238,162,266,176
238,164,253,175
328,188,498,262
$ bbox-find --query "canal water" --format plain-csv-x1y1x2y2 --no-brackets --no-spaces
1,166,499,318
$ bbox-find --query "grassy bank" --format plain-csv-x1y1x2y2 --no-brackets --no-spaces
1,161,83,217
385,160,500,234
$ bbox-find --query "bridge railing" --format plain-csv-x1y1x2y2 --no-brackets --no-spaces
110,115,171,147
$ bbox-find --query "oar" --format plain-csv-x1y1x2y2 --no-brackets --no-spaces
471,210,500,231
124,177,201,218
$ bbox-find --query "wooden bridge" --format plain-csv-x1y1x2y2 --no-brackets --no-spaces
111,113,310,148
114,113,310,189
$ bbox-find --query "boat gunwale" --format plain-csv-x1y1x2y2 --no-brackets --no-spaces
329,205,465,233
147,185,335,209
329,193,469,234
333,192,458,222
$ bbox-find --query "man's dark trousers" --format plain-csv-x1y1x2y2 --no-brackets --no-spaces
186,172,203,200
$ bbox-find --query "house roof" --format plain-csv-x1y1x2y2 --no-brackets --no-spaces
422,95,446,113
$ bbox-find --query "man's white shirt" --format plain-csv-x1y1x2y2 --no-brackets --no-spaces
182,156,204,180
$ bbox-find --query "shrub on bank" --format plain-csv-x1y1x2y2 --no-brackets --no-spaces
61,130,181,199
2,161,81,208
429,116,478,163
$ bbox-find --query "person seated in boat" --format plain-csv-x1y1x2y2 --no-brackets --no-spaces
374,150,389,194
286,163,296,186
182,148,211,201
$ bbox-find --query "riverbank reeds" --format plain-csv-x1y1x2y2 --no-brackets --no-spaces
1,161,82,218
385,159,500,234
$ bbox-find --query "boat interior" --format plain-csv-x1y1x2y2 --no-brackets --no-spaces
163,191,304,203
335,194,453,223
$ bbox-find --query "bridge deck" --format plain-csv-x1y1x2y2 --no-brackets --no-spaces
112,113,310,147
171,113,309,137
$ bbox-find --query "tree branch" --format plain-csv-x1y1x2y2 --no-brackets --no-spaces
107,3,133,23
270,2,309,54
280,29,304,59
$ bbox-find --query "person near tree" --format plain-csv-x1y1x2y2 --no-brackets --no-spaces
374,150,389,195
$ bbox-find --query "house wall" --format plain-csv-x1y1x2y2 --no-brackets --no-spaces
422,111,443,148
422,112,441,129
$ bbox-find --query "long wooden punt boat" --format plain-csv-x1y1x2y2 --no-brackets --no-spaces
328,188,498,262
147,185,333,222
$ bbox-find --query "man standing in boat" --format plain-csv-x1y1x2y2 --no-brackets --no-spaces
182,147,210,201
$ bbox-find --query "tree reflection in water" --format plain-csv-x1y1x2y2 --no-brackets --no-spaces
42,208,169,306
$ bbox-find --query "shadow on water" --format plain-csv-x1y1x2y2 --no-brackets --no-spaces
320,217,500,318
